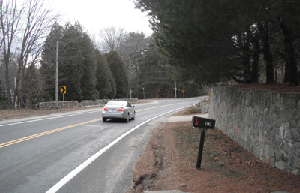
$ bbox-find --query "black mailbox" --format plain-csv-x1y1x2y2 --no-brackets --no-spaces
192,116,215,129
191,116,216,170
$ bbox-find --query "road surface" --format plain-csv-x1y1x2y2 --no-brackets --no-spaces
0,97,207,193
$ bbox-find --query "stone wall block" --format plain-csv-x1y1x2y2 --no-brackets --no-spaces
289,99,297,110
274,107,282,119
294,158,300,174
290,128,300,141
280,95,284,110
275,160,287,170
282,110,290,122
290,110,299,122
275,93,281,107
283,94,290,109
265,92,271,107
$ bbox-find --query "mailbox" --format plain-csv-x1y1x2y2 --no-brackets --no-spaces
192,116,215,129
191,116,216,170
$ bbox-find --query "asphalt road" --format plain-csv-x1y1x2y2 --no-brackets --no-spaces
0,97,207,193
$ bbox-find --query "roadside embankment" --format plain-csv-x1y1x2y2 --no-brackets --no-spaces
128,102,300,193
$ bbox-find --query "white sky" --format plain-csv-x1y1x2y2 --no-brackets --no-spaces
51,0,153,37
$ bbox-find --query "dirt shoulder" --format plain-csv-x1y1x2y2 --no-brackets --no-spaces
127,109,300,193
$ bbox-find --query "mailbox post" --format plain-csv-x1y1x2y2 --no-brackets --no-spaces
192,116,216,169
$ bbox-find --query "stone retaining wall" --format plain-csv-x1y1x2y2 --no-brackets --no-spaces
35,98,138,110
209,86,300,175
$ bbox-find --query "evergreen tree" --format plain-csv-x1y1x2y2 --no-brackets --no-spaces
41,22,100,101
80,33,98,100
105,51,129,98
95,49,116,99
40,23,63,101
135,0,300,85
58,22,84,101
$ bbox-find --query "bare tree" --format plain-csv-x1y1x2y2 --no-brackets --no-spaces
15,0,58,108
119,32,148,74
0,0,58,108
99,26,126,53
0,0,24,108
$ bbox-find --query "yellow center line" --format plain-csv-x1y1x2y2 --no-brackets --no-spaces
159,104,175,107
145,107,157,110
0,119,101,149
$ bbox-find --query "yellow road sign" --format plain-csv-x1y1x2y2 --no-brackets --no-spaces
182,89,185,93
60,86,66,94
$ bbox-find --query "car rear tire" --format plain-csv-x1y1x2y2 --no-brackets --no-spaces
126,114,130,122
103,118,107,122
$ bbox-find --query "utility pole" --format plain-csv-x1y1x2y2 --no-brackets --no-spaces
55,41,58,109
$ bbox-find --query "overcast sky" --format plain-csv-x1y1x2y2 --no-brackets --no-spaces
51,0,153,37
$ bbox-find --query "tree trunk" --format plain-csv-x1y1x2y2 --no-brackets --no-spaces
4,57,12,109
250,37,260,83
244,29,252,82
260,22,275,84
14,62,21,108
280,19,299,86
14,54,24,108
243,53,251,82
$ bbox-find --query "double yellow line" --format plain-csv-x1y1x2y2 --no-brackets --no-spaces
1,102,188,149
0,119,101,149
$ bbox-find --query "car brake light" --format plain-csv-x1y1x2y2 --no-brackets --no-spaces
117,108,124,111
103,107,108,111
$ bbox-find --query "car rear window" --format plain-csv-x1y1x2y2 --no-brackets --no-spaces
106,101,127,107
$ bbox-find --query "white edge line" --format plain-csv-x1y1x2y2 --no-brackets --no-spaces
46,107,183,193
46,119,147,193
7,122,23,126
26,119,43,123
46,117,59,120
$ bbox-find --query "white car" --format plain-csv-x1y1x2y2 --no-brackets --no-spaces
102,101,135,122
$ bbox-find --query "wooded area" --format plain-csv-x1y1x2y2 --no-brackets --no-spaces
134,0,300,86
3,0,298,109
1,0,201,109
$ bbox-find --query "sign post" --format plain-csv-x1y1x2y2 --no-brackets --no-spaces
192,116,216,169
60,86,66,108
182,89,185,98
